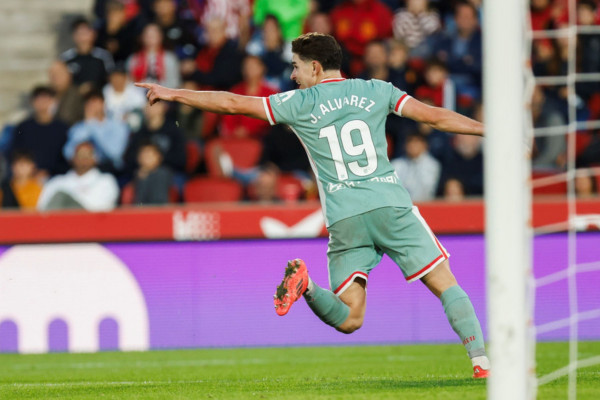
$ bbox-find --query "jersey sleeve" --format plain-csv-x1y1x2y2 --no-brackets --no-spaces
262,89,305,126
386,82,412,117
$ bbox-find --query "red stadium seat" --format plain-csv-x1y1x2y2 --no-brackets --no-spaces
204,138,263,177
121,183,180,205
277,174,304,202
532,171,567,195
185,140,202,174
183,177,243,203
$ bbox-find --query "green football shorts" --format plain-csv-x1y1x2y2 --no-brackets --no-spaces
326,206,449,296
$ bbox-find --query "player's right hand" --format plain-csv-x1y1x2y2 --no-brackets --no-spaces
135,82,175,105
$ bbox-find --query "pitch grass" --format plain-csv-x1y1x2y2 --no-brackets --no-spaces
0,342,598,399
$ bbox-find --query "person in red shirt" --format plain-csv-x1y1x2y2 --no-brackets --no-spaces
219,55,277,139
330,0,393,75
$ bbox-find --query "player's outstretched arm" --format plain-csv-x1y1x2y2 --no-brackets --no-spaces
134,82,268,121
401,97,484,136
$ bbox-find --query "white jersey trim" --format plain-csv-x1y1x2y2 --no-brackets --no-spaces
262,97,275,125
393,94,412,117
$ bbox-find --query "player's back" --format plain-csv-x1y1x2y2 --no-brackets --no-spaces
265,78,413,226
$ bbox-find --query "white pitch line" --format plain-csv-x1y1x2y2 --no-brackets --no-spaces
4,380,206,388
7,358,267,371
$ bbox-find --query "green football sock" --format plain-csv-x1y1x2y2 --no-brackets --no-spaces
303,279,350,328
440,285,486,358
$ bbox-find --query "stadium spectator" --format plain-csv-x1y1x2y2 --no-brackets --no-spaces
391,132,441,202
253,0,311,41
220,56,277,139
246,15,293,91
127,23,181,89
9,86,70,177
95,0,143,63
304,12,333,36
330,0,394,75
439,134,484,196
432,2,482,103
193,0,252,45
60,17,115,93
37,142,120,211
443,177,466,202
94,0,153,22
414,60,455,110
172,80,205,142
1,152,43,210
63,90,130,173
152,0,199,59
132,141,174,204
48,60,85,126
576,0,600,105
103,63,147,131
531,86,567,170
249,165,281,202
392,0,440,59
575,171,598,198
359,40,406,88
125,101,186,174
189,18,243,90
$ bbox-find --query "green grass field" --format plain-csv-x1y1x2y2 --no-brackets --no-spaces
0,342,598,399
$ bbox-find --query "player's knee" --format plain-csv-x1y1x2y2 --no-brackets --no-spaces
336,317,363,334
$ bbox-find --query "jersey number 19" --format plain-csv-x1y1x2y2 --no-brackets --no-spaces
319,119,378,181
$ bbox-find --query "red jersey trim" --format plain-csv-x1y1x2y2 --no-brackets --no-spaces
395,94,408,112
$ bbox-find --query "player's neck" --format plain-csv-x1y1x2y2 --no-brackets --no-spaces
319,71,343,83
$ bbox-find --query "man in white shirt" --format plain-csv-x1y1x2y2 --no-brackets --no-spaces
38,142,119,211
391,132,441,202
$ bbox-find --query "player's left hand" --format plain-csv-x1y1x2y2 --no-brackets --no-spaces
135,82,175,105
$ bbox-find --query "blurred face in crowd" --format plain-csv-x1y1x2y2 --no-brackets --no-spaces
407,0,428,15
306,13,332,35
84,96,105,121
48,61,73,93
109,70,128,93
387,40,408,69
578,4,596,26
144,101,166,126
454,134,482,159
531,0,550,11
142,24,164,51
253,169,278,202
11,157,36,181
425,64,447,87
405,135,427,160
455,4,479,37
444,178,465,201
575,174,595,197
364,42,388,70
263,17,283,49
206,18,227,48
73,23,96,53
32,92,56,121
72,143,97,175
137,144,163,172
154,0,177,22
242,56,266,83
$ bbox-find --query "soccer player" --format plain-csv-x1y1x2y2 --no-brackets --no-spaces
136,33,490,379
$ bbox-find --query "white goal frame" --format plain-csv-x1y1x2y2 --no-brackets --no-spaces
483,0,536,399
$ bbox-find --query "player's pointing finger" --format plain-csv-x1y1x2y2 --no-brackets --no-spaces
135,83,151,89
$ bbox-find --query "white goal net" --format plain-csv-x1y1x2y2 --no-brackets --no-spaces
485,0,600,399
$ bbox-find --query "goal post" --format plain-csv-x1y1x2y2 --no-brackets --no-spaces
483,0,535,399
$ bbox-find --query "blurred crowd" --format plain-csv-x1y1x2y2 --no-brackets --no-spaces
1,0,599,212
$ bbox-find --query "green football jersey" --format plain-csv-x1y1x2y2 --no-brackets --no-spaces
263,78,413,227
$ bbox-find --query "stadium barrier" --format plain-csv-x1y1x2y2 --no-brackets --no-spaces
0,198,598,353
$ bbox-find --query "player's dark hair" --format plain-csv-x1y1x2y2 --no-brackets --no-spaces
292,33,342,71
